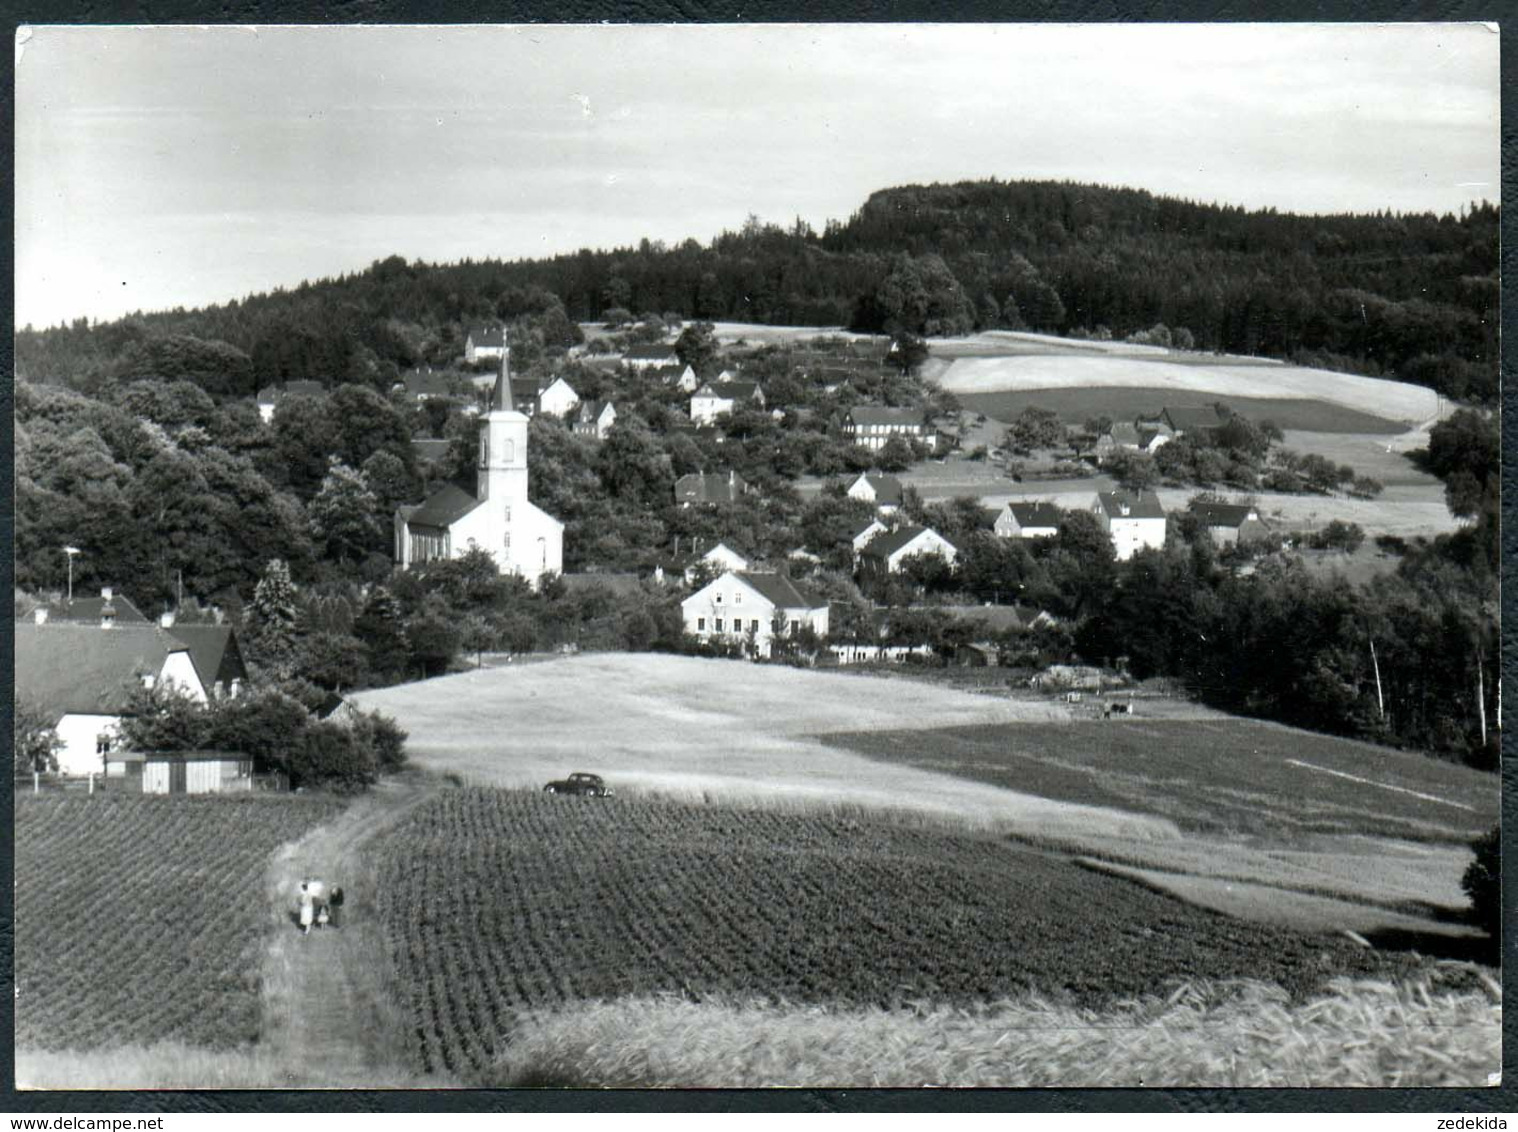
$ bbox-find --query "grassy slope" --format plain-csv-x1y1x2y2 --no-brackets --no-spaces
348,653,1174,843
957,388,1406,434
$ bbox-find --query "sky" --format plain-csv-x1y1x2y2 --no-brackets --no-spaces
14,22,1502,330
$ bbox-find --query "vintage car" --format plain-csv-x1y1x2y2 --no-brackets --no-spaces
543,771,614,797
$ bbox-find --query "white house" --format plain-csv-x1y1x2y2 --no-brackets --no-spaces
622,343,681,370
537,376,581,418
683,542,749,584
15,617,213,777
255,380,325,424
681,571,830,658
465,325,507,365
993,501,1062,539
857,525,958,575
394,352,564,589
571,400,617,440
690,380,765,425
846,473,904,514
850,517,889,557
1092,490,1168,561
650,364,700,392
843,406,935,452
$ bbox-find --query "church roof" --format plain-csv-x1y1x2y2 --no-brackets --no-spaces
407,484,481,530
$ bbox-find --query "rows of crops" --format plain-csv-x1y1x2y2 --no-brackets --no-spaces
14,794,343,1052
375,788,1423,1076
824,720,1499,843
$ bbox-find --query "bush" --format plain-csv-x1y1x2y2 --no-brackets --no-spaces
350,709,409,775
289,720,378,792
1461,826,1500,939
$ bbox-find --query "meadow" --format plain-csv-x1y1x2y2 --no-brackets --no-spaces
14,794,344,1054
374,786,1438,1080
957,388,1407,434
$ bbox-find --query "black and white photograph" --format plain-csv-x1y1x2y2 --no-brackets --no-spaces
11,22,1502,1092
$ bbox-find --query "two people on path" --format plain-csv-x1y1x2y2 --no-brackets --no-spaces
297,876,344,935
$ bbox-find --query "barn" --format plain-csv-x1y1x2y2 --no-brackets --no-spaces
108,750,254,794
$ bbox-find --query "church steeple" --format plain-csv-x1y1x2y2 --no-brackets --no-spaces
489,331,511,412
478,330,529,506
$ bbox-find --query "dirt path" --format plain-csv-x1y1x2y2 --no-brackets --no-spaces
257,772,447,1087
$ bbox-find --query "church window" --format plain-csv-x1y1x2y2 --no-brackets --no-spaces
502,439,514,462
504,532,512,552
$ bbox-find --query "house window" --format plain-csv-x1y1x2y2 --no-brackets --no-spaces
715,618,724,632
697,617,706,631
790,620,799,633
750,619,759,633
504,532,511,552
734,592,742,605
504,505,512,523
96,734,113,755
714,593,723,604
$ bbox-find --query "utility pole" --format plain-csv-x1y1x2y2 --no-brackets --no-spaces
63,545,80,603
1477,649,1488,748
1369,636,1384,720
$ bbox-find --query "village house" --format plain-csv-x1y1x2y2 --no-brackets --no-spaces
1188,499,1270,547
1162,404,1229,439
650,363,700,392
537,376,581,418
681,571,829,658
857,525,958,576
464,325,506,365
255,380,326,424
843,406,936,452
1092,489,1168,560
992,501,1063,539
682,541,750,584
690,380,765,425
1094,420,1171,463
845,472,904,514
849,517,889,558
571,400,617,440
393,353,564,589
16,607,248,778
398,369,457,404
622,343,681,370
509,376,543,416
674,470,748,507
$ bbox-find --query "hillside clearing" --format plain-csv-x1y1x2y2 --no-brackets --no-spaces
349,653,1174,843
938,354,1438,423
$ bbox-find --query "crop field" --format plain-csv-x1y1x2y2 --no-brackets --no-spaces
937,354,1438,423
957,388,1407,434
822,719,1497,845
374,787,1426,1077
14,794,344,1053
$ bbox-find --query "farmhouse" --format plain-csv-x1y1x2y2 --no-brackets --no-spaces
690,380,765,424
255,380,326,424
15,619,218,777
1095,421,1170,462
845,472,904,513
571,399,617,440
1092,490,1168,561
843,406,936,452
1162,404,1229,438
1189,500,1270,546
858,525,958,576
681,571,829,658
622,343,681,370
650,363,700,392
465,325,507,365
393,356,564,589
850,517,889,558
537,377,581,418
684,542,750,584
993,501,1062,539
674,470,748,507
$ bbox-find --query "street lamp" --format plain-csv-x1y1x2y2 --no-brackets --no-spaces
62,546,81,604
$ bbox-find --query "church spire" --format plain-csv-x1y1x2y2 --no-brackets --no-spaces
490,329,511,412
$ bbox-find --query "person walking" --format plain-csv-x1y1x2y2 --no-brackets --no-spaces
298,881,315,936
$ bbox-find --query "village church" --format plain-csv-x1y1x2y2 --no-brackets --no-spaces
393,344,563,588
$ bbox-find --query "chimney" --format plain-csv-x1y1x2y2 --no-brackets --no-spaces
32,607,48,625
101,586,113,601
159,611,176,629
1119,503,1131,517
101,603,116,629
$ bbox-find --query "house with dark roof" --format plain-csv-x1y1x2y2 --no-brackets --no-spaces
680,571,829,657
992,501,1063,539
690,380,765,424
538,377,580,418
674,470,748,507
400,369,458,403
857,525,958,576
845,472,904,513
1095,420,1170,462
1188,499,1270,547
850,517,889,558
46,587,150,625
650,363,700,392
572,400,617,440
1092,490,1168,560
465,325,506,365
1162,404,1229,437
622,343,681,370
843,405,935,452
15,619,211,776
256,380,328,423
163,621,248,698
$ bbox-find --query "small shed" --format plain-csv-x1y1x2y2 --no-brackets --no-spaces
956,642,1001,668
135,751,253,795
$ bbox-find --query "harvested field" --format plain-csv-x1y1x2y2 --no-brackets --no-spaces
957,388,1406,434
14,794,344,1053
938,354,1437,423
349,653,1173,843
376,787,1432,1078
822,719,1497,845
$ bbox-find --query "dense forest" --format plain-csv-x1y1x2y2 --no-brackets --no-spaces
16,179,1499,404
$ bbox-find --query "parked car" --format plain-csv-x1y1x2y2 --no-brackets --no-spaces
543,771,613,797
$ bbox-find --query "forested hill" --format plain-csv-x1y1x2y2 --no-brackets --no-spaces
17,179,1499,404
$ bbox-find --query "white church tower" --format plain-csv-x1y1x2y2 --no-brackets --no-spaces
393,336,564,588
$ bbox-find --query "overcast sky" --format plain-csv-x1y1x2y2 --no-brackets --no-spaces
14,22,1501,329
